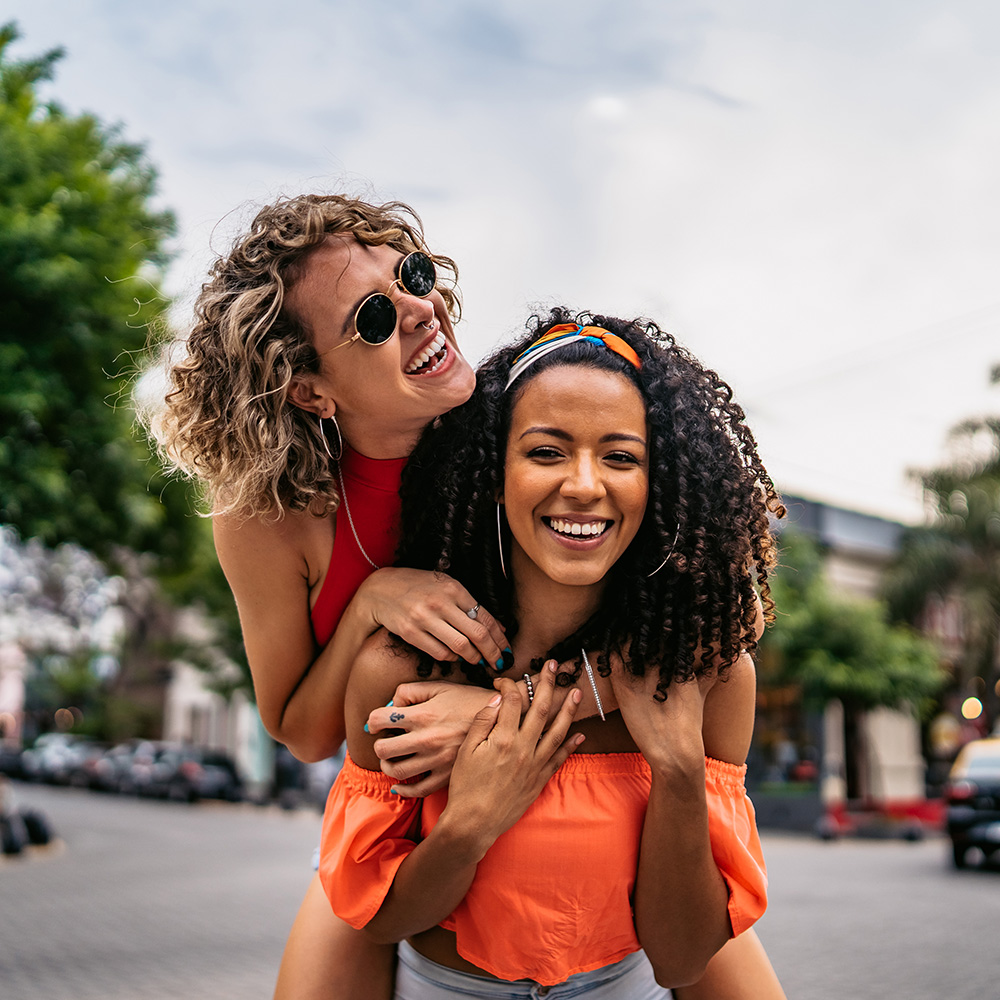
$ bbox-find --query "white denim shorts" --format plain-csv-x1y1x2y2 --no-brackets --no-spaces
393,941,672,1000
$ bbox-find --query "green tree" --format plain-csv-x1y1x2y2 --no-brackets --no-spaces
0,25,251,730
884,368,1000,726
762,530,945,797
0,22,185,559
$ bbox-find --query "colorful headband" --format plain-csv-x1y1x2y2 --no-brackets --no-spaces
504,323,642,390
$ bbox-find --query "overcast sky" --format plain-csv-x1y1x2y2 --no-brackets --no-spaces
8,1,1000,523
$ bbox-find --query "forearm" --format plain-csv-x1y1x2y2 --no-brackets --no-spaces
634,761,732,988
363,811,487,944
273,597,376,761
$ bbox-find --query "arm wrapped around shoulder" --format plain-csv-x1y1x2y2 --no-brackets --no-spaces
704,757,768,937
318,755,422,929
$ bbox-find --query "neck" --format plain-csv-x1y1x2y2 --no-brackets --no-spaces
337,416,424,461
510,564,605,662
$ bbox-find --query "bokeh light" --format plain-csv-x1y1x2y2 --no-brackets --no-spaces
961,697,983,721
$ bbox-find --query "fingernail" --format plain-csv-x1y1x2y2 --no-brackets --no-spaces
572,689,582,703
495,657,505,671
489,694,502,707
390,788,398,795
385,699,393,708
478,658,487,668
500,648,514,672
363,723,369,733
548,659,557,672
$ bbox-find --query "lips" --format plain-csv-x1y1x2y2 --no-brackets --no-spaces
405,331,448,375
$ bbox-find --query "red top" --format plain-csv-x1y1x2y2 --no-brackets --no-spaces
310,445,407,647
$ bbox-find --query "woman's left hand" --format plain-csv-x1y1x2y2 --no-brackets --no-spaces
610,661,715,771
365,681,500,797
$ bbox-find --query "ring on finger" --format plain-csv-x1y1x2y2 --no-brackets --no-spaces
465,603,480,620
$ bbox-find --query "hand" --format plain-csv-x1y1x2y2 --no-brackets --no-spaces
367,682,498,797
610,661,716,772
443,662,585,852
359,567,507,668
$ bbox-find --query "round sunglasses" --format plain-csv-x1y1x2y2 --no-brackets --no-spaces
323,251,438,355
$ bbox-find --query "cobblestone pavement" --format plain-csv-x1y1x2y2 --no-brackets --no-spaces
2,783,997,999
1,782,320,1000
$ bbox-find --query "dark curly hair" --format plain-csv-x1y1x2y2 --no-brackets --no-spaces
397,308,784,697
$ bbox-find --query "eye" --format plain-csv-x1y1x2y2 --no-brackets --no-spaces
606,450,641,466
526,446,564,460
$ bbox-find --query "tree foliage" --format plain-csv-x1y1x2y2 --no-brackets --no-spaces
763,530,945,716
0,24,250,707
0,22,187,560
884,367,1000,716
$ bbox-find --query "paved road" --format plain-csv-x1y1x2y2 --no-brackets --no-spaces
1,783,996,999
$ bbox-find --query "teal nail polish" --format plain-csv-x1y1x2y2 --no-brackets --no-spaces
363,723,369,733
496,657,505,670
385,699,394,708
478,658,487,668
390,789,398,795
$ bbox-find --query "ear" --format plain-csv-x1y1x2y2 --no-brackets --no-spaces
289,376,334,418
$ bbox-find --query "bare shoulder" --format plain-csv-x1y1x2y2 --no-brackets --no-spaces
345,631,420,771
701,653,756,766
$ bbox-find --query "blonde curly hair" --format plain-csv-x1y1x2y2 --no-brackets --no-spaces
143,194,460,519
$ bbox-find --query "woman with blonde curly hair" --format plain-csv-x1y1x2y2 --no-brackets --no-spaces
146,193,519,997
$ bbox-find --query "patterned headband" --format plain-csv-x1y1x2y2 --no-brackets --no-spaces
504,323,642,391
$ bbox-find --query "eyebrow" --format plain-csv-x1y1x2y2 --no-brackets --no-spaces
518,426,647,447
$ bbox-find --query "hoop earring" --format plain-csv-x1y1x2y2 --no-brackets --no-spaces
647,523,681,577
496,501,508,579
317,412,343,462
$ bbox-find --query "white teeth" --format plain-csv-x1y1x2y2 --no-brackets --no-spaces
406,332,446,373
548,518,609,537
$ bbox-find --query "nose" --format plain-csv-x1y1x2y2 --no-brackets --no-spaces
560,453,606,503
394,288,436,336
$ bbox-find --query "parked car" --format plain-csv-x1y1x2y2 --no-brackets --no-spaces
945,736,1000,868
130,744,243,803
90,740,146,793
0,743,24,780
67,741,110,789
21,734,98,785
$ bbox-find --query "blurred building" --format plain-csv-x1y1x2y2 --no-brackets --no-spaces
751,492,927,831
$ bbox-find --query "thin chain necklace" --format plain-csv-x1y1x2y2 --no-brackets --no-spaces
336,462,382,570
581,648,606,721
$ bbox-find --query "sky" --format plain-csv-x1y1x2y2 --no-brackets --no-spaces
7,0,1000,524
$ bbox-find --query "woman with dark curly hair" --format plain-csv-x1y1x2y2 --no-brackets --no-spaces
321,310,786,998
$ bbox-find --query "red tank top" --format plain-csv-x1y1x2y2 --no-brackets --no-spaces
309,444,407,647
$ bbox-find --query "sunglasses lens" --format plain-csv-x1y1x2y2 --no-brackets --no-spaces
399,252,436,298
355,294,397,344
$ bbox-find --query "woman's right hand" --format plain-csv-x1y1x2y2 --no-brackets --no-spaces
442,663,584,851
357,567,507,668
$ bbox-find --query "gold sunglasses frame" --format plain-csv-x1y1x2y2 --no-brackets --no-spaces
321,251,437,356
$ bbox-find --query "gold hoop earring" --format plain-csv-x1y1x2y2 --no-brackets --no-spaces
317,412,343,462
496,501,508,580
648,523,680,577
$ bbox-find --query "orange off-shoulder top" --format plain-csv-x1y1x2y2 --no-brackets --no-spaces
319,752,767,987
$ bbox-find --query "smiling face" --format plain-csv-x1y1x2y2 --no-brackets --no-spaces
287,237,475,457
501,365,650,600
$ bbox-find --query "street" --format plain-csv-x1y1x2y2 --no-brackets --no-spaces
1,783,996,999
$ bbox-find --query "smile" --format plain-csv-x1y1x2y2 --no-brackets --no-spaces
405,331,448,375
543,517,611,538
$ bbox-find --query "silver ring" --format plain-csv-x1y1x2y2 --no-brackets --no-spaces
465,603,480,620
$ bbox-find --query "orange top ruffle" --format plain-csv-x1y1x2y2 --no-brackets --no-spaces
319,752,767,987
